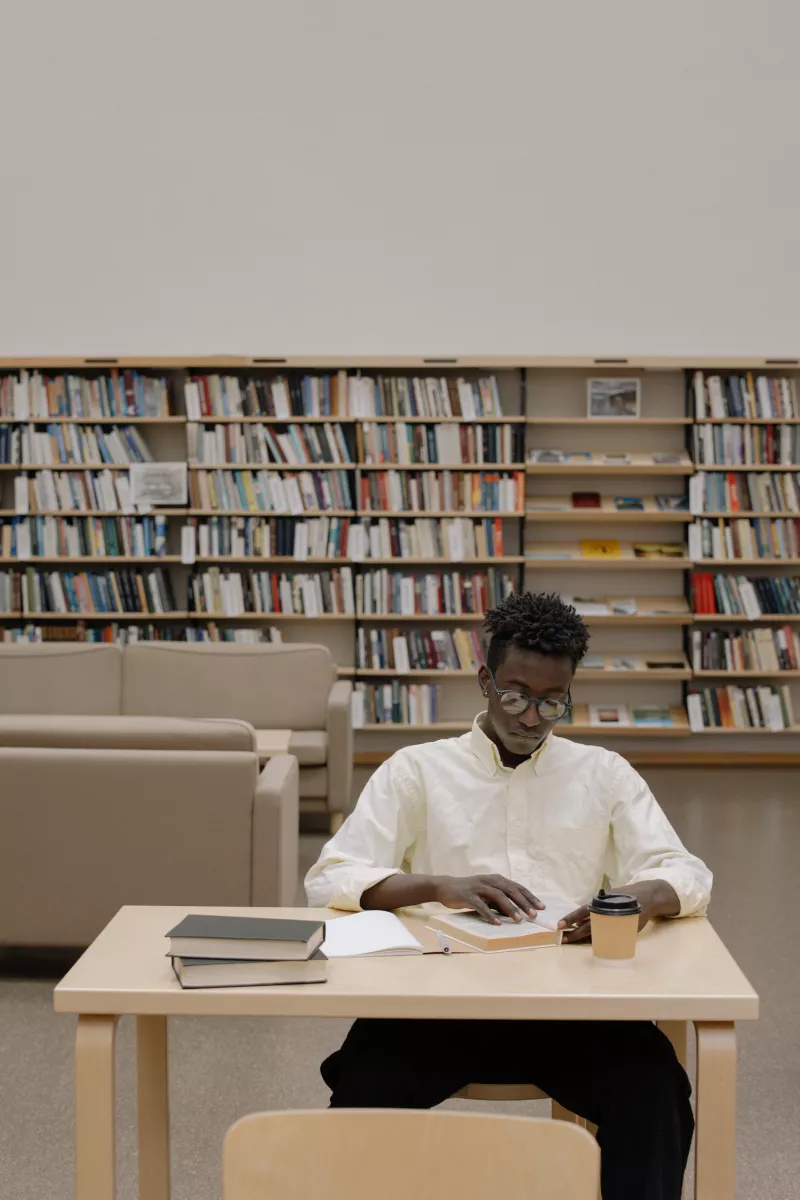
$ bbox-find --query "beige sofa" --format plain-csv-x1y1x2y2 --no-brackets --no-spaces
0,640,352,828
0,745,298,947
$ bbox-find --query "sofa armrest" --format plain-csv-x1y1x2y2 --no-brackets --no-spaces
251,753,299,907
326,680,353,815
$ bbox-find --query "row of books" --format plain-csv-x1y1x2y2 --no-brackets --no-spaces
688,518,800,561
528,493,688,513
687,685,796,731
356,627,486,672
186,421,353,466
575,706,679,729
0,424,152,466
184,373,505,419
355,569,514,617
358,471,524,514
188,469,354,514
690,573,800,618
0,569,176,615
0,370,169,420
690,627,800,673
360,422,523,466
15,469,136,514
528,450,688,467
1,623,284,644
689,471,800,515
566,595,689,618
690,371,799,421
348,516,506,561
188,568,355,617
692,424,800,467
0,516,169,560
351,682,439,727
526,540,685,561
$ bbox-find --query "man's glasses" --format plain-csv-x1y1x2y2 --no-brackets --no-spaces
486,668,572,720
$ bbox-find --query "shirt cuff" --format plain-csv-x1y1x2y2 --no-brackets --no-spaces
309,866,402,912
625,868,710,918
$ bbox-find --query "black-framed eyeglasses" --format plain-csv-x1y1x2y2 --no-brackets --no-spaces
486,668,572,720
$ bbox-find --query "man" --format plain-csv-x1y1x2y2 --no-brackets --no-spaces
306,591,711,1200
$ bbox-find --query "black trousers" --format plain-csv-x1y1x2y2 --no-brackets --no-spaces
321,1018,693,1200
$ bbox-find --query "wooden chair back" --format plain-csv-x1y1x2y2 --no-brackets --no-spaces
223,1108,600,1200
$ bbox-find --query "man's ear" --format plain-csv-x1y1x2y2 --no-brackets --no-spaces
477,665,490,696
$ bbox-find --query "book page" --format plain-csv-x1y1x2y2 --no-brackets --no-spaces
323,911,424,957
439,901,573,941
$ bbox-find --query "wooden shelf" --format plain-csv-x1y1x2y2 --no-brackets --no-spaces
187,612,354,621
0,556,180,565
696,463,800,471
693,670,800,679
687,726,800,735
694,558,800,566
182,509,355,517
188,462,357,470
0,611,190,620
360,556,525,565
577,665,691,680
526,500,691,523
357,612,485,622
580,613,693,627
364,416,525,425
699,511,800,519
0,463,132,472
525,556,692,570
0,416,184,425
194,557,349,565
525,417,692,426
356,510,522,518
0,355,798,370
354,669,475,678
696,418,800,425
188,416,356,424
528,459,694,476
691,613,800,623
564,705,691,736
361,463,525,471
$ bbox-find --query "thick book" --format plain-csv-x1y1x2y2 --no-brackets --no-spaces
166,915,325,962
428,911,564,953
171,949,328,989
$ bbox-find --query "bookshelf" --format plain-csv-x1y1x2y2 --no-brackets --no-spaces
2,358,800,751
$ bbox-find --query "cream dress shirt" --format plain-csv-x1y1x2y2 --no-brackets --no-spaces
305,714,712,917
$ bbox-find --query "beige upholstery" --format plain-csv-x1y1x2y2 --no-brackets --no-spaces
223,1110,601,1200
0,747,298,947
122,642,334,729
121,642,352,816
0,643,121,715
0,714,256,752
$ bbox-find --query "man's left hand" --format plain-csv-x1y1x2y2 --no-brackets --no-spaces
558,879,681,944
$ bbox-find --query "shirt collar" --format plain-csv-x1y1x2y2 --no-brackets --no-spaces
471,711,550,775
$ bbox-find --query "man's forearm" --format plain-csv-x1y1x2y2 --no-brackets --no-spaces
361,873,442,910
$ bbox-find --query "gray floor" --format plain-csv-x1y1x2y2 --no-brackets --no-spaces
1,767,798,1200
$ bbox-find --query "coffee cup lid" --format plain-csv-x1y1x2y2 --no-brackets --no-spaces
588,889,642,916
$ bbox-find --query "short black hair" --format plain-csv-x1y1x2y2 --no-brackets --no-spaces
484,591,590,671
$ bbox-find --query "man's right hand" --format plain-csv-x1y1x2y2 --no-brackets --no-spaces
434,874,545,925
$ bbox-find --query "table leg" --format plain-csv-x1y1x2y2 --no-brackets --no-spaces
137,1015,171,1200
658,1020,689,1070
694,1021,737,1200
76,1014,118,1200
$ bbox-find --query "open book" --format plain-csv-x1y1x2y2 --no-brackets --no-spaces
428,900,573,954
323,911,423,957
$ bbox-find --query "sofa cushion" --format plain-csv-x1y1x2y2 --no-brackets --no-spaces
122,642,335,729
0,644,122,715
287,730,327,766
0,714,256,752
298,765,328,798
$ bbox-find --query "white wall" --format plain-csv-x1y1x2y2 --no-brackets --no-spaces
1,0,799,357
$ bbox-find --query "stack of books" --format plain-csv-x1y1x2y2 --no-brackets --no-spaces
0,568,176,615
0,515,168,559
356,626,485,671
188,567,355,617
360,422,523,466
188,468,354,513
0,424,154,467
1,369,169,419
692,423,800,467
184,516,353,561
358,470,523,514
688,518,800,561
352,682,438,727
690,471,800,515
355,568,514,616
350,517,505,561
187,421,353,466
690,627,800,673
168,914,328,989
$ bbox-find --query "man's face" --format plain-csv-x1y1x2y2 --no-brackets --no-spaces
478,645,574,758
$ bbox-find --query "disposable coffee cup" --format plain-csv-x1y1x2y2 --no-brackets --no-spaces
588,890,641,962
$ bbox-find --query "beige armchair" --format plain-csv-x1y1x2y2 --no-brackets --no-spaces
122,642,353,829
0,746,298,947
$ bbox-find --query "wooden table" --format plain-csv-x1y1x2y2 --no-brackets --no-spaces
54,906,758,1200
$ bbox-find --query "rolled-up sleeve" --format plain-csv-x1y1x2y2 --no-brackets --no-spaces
305,752,420,911
607,755,712,917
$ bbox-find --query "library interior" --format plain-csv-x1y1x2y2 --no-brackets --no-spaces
0,5,796,1200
